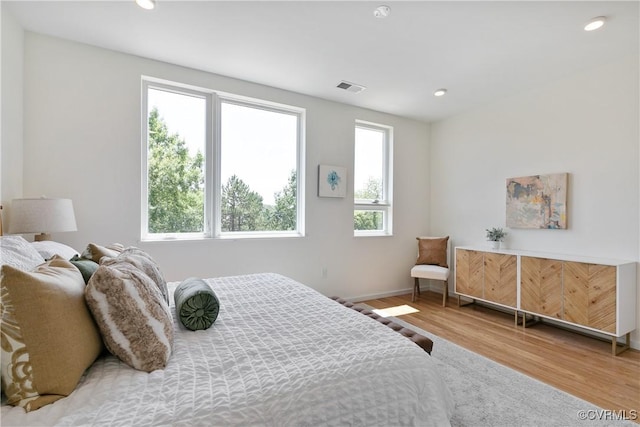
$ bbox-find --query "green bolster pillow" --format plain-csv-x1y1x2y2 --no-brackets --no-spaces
174,277,220,331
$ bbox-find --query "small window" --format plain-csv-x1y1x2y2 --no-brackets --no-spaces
354,121,393,236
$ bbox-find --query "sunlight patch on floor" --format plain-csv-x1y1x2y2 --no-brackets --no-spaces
372,305,419,317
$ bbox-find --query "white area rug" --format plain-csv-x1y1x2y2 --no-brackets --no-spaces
360,306,637,427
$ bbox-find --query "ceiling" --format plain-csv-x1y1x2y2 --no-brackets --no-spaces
5,1,639,122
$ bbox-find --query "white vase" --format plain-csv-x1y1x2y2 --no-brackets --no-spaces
489,241,500,250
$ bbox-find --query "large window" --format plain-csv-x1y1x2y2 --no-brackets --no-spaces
219,100,300,235
354,121,392,236
142,79,304,240
144,85,208,238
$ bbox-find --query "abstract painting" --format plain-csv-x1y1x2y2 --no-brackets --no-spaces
506,173,568,229
318,165,347,198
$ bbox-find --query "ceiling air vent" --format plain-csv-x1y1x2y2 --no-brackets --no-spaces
336,81,366,94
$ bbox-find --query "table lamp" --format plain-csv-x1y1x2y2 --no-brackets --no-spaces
8,198,77,241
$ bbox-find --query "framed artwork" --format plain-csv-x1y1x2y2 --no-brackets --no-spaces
318,165,347,198
506,173,568,229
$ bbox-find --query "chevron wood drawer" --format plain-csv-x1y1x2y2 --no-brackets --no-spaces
455,246,636,356
455,248,517,309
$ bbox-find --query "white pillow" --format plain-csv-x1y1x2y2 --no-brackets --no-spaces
30,241,79,260
0,235,44,270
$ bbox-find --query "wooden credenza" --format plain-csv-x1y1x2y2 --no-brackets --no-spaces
456,249,517,309
454,247,637,355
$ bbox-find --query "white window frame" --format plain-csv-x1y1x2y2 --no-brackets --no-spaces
141,79,214,241
141,77,305,241
215,94,305,239
354,120,393,237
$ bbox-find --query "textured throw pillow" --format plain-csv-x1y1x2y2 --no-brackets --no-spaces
102,247,169,305
81,243,125,263
174,277,220,331
30,241,79,260
85,262,173,372
0,235,44,270
69,255,99,284
0,256,103,412
415,236,449,268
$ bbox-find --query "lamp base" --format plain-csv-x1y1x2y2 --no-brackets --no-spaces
34,233,52,241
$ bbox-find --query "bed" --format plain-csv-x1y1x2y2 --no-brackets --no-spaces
1,237,454,426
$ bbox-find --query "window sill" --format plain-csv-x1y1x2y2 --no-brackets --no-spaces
141,231,304,242
354,231,393,238
217,231,304,240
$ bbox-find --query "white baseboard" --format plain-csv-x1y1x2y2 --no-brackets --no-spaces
347,280,445,302
347,287,413,303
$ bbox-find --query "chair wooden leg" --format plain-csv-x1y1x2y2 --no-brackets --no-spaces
412,277,419,302
442,280,448,307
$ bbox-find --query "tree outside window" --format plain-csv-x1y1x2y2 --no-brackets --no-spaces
143,81,304,239
354,121,392,235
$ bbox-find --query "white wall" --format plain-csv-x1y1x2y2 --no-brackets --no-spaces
429,55,640,348
6,25,639,348
20,32,431,299
0,5,24,214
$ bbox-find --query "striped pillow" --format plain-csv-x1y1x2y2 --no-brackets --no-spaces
85,261,173,372
102,247,169,305
81,243,125,263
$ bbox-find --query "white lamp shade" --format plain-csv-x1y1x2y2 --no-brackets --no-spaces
8,198,77,235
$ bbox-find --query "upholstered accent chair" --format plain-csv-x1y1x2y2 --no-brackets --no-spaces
410,236,450,306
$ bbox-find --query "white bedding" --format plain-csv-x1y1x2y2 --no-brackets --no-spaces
1,273,453,426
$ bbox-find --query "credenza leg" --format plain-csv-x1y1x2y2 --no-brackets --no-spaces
519,313,540,328
612,333,631,356
456,295,474,307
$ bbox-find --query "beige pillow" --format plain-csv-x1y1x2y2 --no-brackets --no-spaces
81,242,125,263
415,236,449,268
102,247,169,305
85,261,173,372
0,256,103,412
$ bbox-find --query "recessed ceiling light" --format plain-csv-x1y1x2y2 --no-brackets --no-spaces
136,0,156,10
433,88,447,97
374,5,391,19
584,16,606,31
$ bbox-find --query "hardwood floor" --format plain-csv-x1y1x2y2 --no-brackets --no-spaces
362,290,640,422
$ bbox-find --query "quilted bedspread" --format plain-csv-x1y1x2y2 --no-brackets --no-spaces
1,273,453,426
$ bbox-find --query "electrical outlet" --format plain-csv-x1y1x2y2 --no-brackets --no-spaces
321,267,328,278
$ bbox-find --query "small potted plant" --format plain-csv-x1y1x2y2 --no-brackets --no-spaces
486,227,507,249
